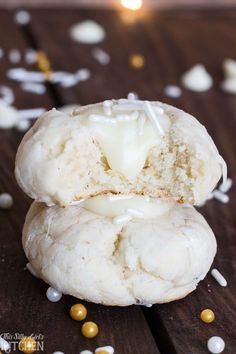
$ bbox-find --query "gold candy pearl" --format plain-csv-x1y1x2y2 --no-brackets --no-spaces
70,303,87,321
200,309,215,323
129,54,145,69
19,337,37,354
96,351,109,354
81,321,99,338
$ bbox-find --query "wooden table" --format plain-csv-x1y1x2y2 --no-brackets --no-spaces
0,7,236,354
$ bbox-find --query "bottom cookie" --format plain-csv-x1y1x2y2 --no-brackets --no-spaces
23,200,216,306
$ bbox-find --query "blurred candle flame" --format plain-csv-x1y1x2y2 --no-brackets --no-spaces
121,0,143,11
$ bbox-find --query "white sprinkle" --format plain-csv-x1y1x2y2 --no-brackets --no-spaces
0,336,10,351
127,207,144,218
58,73,77,88
212,190,229,204
207,192,214,200
103,100,113,107
114,103,143,111
127,92,138,100
9,49,21,64
26,262,39,278
21,82,46,95
49,72,64,81
14,10,31,25
219,177,232,193
0,100,19,128
89,114,116,124
113,213,132,224
17,108,46,120
207,336,225,354
76,68,91,82
137,112,146,136
108,194,133,201
164,85,182,98
218,156,228,189
25,48,37,64
0,48,4,58
56,69,91,88
92,47,110,65
52,352,65,354
116,113,136,121
118,98,143,104
0,85,14,105
46,287,62,302
0,193,13,209
130,111,139,119
50,71,71,83
211,268,227,287
144,303,153,307
7,68,45,83
154,105,164,115
16,119,31,132
80,351,93,354
103,99,113,115
95,346,114,354
144,100,164,135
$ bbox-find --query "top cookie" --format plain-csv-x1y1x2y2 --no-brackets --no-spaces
15,99,224,207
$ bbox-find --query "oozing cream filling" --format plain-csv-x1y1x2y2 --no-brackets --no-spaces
78,99,170,181
83,194,174,219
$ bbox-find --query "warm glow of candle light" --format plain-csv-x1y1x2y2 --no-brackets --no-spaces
121,0,143,11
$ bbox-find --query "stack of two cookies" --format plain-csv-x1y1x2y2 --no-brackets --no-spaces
15,98,226,306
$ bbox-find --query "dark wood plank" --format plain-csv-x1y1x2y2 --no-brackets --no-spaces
143,10,236,354
28,8,236,353
0,10,160,354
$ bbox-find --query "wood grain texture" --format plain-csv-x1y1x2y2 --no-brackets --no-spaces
0,9,159,354
0,6,236,354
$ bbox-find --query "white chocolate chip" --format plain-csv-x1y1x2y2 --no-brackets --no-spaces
182,64,213,92
70,20,105,44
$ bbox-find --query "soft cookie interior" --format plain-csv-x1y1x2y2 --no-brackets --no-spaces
15,99,223,207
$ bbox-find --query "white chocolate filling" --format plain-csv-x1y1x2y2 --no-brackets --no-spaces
83,194,174,219
77,99,170,181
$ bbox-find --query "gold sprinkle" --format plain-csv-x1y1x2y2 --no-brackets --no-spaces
129,54,145,69
36,51,53,78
